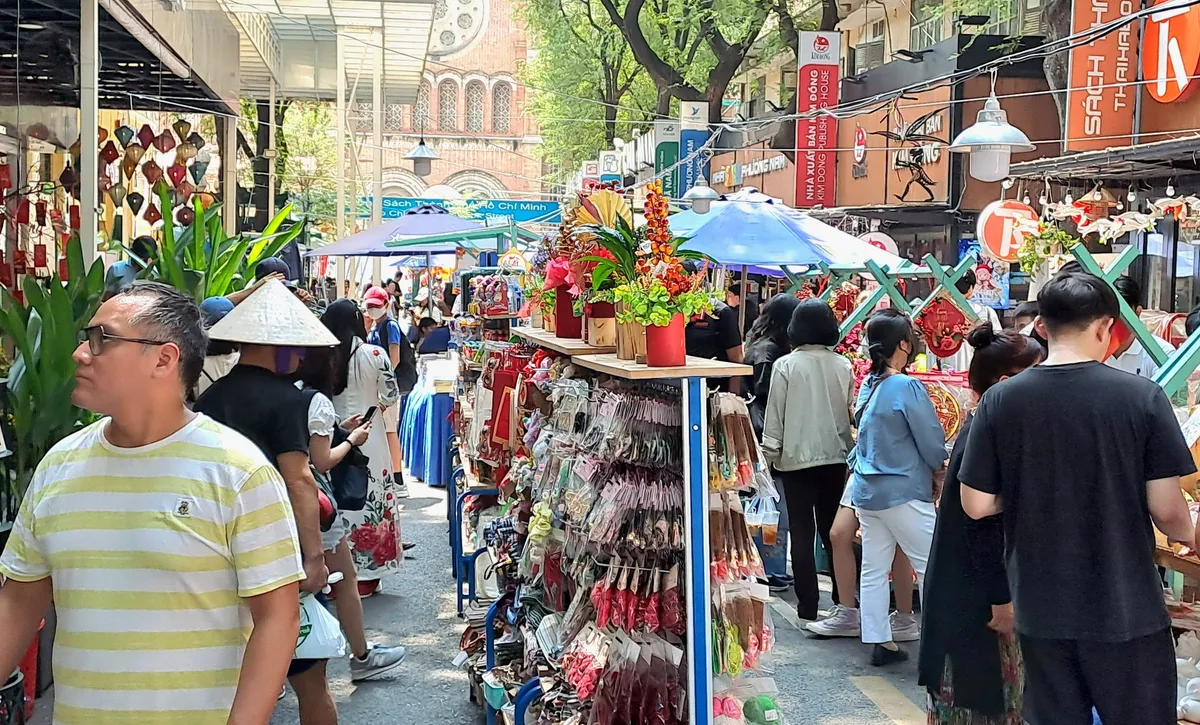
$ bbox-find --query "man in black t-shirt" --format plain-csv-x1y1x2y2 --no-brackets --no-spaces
960,272,1198,725
685,300,744,393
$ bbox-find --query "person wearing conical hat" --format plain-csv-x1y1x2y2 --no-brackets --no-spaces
194,279,341,723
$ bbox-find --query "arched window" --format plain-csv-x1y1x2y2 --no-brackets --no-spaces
414,81,431,131
438,80,458,132
465,81,486,134
492,83,512,134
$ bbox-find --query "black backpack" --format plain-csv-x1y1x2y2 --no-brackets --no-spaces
301,389,370,511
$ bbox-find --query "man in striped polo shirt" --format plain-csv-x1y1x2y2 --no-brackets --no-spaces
0,282,305,725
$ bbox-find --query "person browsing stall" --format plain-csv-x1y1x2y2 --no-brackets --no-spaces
682,261,744,393
365,286,417,499
939,268,1002,372
0,282,304,725
959,271,1199,725
919,324,1043,723
1106,276,1175,379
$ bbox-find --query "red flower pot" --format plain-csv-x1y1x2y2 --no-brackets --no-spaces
554,284,582,339
645,314,687,367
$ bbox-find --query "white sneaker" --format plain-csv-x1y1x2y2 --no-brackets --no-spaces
349,644,406,681
805,605,861,637
393,480,411,499
890,611,920,642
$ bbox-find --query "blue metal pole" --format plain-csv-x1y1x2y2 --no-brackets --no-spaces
682,377,712,725
513,679,543,725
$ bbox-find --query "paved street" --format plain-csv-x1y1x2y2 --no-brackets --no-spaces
30,478,929,725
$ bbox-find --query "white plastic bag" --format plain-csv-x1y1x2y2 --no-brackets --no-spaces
295,593,348,660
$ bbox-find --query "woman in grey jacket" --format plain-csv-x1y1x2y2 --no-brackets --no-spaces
762,299,855,620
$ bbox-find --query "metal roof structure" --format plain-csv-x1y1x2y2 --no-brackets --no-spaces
221,0,436,103
1008,135,1200,181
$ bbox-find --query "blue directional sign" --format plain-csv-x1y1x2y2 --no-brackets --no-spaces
368,197,562,224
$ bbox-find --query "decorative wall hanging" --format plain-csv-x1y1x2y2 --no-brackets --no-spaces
114,124,135,148
127,191,145,215
34,201,46,227
0,164,10,192
176,180,195,204
871,107,945,203
176,207,195,226
175,142,197,163
99,141,119,165
69,204,80,230
98,126,108,144
108,183,128,207
914,295,970,357
189,159,209,185
136,124,155,149
172,120,191,140
33,244,46,267
153,131,176,154
124,144,145,166
167,163,187,187
142,160,162,185
186,132,206,151
144,203,162,225
58,166,77,191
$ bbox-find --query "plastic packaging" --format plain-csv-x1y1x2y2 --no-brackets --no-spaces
295,593,348,660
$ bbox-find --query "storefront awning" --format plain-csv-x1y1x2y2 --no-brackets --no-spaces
1008,134,1200,181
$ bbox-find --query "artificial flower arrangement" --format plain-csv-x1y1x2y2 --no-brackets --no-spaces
524,235,555,317
581,181,712,327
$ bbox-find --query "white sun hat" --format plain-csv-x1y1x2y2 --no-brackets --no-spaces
208,278,338,347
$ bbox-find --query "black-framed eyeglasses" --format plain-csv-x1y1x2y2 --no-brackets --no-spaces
80,325,169,356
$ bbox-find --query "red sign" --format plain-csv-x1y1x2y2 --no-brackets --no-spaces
13,251,26,276
1065,0,1138,151
977,200,1037,263
795,31,840,208
33,244,46,267
1144,0,1200,103
853,126,867,164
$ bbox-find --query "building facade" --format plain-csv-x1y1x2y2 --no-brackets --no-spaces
349,0,545,202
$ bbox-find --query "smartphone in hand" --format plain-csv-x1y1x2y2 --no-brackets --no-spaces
362,405,379,424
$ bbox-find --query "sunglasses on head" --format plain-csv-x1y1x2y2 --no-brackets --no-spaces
80,325,169,356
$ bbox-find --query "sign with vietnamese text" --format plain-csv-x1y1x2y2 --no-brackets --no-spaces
679,101,711,194
711,154,788,187
795,31,840,208
1144,0,1200,103
654,121,680,199
1065,0,1139,151
375,197,562,224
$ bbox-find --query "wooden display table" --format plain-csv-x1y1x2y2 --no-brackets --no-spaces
573,353,751,380
512,326,616,355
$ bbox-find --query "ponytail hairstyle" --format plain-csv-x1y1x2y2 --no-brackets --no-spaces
965,323,1045,396
864,308,915,376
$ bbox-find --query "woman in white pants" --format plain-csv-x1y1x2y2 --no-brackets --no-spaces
848,309,947,666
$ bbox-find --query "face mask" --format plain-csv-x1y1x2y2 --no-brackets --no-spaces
367,307,386,320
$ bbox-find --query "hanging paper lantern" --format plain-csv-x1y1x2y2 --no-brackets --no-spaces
175,142,197,163
49,208,64,235
25,123,49,141
114,124,135,148
172,119,192,140
914,296,971,357
187,131,206,151
108,183,128,207
176,180,195,204
97,172,112,196
127,191,145,214
176,206,195,226
33,244,47,267
59,165,78,191
124,144,146,166
69,137,81,159
121,157,137,180
142,159,163,185
144,203,162,225
13,251,26,275
154,131,176,154
98,126,108,144
167,162,187,187
69,204,80,230
14,199,30,225
34,201,46,227
99,140,120,165
136,124,155,149
195,192,216,209
0,164,10,192
189,159,210,185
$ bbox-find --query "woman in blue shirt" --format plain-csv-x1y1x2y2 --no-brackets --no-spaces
851,308,947,666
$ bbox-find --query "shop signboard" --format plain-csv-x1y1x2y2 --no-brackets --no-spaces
976,200,1037,263
711,154,787,188
1143,0,1200,103
599,151,622,186
959,238,1011,310
860,231,898,256
655,120,680,199
1065,0,1139,151
679,101,711,194
581,159,601,193
375,197,562,224
795,31,840,208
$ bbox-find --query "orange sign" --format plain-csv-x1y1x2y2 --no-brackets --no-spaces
977,200,1037,263
1065,0,1139,151
1144,0,1200,103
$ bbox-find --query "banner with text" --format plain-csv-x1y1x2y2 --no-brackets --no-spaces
1065,0,1138,151
679,101,711,195
655,120,680,199
374,197,562,224
795,31,840,208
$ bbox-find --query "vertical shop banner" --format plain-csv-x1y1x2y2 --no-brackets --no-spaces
599,151,621,187
655,120,680,199
679,101,711,194
1065,0,1139,151
795,31,840,208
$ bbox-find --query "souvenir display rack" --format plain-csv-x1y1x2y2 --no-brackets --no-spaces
451,340,766,725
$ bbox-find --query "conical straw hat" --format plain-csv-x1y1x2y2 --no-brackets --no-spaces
208,279,338,346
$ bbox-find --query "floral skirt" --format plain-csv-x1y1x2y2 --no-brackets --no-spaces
342,452,404,582
928,632,1023,725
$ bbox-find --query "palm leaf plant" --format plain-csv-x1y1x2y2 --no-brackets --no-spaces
0,234,105,496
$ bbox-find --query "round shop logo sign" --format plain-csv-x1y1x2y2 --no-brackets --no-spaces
860,231,898,255
813,35,830,53
1144,0,1200,103
977,200,1038,263
853,126,868,163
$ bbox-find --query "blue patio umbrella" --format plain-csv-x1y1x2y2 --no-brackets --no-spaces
307,203,485,257
669,191,907,269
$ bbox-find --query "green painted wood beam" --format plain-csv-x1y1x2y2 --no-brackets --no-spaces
909,254,981,323
1071,246,1169,368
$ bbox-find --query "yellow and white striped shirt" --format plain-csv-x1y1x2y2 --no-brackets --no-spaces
0,414,304,725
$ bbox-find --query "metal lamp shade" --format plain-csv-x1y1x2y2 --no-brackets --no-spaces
405,140,439,178
682,176,720,214
948,95,1035,182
